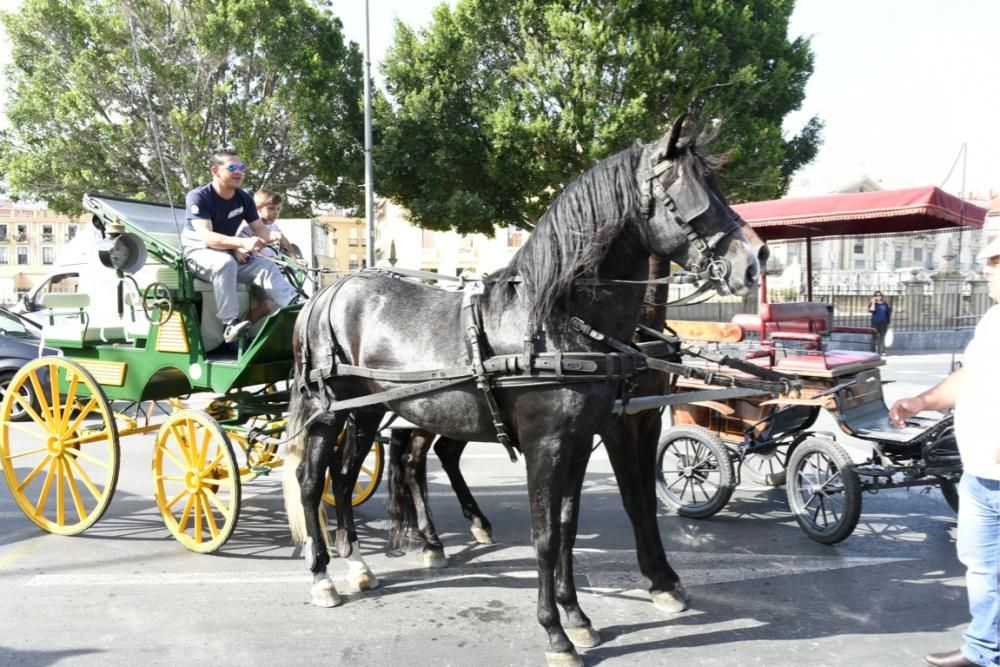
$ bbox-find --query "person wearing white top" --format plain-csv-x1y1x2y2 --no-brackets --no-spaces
890,235,1000,667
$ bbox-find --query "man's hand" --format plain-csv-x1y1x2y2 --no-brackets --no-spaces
231,248,251,264
889,396,926,427
241,235,266,253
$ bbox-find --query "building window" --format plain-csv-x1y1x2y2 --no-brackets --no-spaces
0,248,8,264
67,223,77,240
42,247,54,265
913,247,923,262
16,247,28,264
894,248,903,268
853,241,864,255
15,225,27,242
0,225,7,242
853,258,866,270
348,253,360,270
349,227,359,246
41,224,53,242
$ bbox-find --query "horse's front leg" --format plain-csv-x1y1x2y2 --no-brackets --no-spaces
299,419,344,607
555,442,601,649
435,437,494,544
330,411,382,591
604,412,688,612
523,436,582,667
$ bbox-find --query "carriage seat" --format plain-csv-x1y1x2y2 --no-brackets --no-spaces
732,301,878,363
774,350,883,376
39,293,126,348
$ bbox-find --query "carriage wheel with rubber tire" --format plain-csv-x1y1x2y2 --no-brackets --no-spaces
0,369,39,422
323,436,385,508
741,443,789,486
0,357,120,535
940,476,960,513
153,410,241,553
786,437,862,544
655,425,734,519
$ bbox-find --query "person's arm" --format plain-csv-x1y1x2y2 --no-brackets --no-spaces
888,367,964,426
192,218,264,252
868,299,876,312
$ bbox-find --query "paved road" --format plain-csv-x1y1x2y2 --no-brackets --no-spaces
0,353,969,666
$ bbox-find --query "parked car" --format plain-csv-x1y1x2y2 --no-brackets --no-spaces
0,307,58,421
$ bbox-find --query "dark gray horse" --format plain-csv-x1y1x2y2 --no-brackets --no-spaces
283,119,762,666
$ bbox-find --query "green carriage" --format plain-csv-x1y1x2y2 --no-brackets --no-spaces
0,194,382,553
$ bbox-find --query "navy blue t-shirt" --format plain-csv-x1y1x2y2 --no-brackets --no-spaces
184,184,259,237
871,301,892,325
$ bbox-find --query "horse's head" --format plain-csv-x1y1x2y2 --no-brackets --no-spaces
637,116,764,296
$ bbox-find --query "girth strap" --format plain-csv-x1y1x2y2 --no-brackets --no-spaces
462,289,519,462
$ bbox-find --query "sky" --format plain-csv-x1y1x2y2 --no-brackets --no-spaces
1,0,998,200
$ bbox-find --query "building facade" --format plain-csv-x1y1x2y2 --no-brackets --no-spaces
0,201,83,305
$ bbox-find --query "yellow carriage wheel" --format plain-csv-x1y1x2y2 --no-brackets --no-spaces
152,409,241,553
0,357,120,535
323,438,384,508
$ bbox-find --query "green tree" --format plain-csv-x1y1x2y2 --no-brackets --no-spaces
0,0,364,215
377,0,822,234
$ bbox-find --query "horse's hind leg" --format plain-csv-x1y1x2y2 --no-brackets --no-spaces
330,411,382,591
554,442,601,650
605,412,688,613
299,418,344,607
435,437,494,545
405,430,447,568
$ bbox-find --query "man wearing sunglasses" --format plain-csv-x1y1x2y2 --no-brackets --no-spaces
182,147,299,346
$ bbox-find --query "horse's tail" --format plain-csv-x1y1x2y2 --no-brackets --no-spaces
282,385,310,546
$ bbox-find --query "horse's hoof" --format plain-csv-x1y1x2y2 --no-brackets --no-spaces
565,625,601,648
470,526,494,545
423,549,448,570
310,580,342,608
544,649,584,667
651,584,689,613
351,570,380,591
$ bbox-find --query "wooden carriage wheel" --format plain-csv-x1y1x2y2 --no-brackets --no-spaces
322,427,384,508
152,409,241,553
0,357,120,535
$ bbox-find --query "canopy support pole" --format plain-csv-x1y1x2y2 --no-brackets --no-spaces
805,236,813,302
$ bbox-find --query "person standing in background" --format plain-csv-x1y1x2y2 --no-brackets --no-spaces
868,290,892,354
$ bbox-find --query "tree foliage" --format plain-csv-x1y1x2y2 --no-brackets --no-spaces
0,0,364,215
377,0,823,234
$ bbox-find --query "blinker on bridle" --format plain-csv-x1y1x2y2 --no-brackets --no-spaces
639,148,740,292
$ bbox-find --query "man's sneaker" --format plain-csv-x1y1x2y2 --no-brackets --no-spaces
223,319,251,343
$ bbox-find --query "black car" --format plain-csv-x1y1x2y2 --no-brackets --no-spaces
0,307,57,421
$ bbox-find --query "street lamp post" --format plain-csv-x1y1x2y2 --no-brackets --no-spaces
363,0,376,268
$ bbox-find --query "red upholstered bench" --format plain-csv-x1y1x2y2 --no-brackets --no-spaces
775,350,883,377
732,301,879,369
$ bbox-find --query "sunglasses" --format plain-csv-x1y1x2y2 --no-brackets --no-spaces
222,162,246,172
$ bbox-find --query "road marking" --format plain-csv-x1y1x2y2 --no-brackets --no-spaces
24,550,912,589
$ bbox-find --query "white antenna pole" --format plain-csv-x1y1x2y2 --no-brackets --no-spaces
363,0,376,268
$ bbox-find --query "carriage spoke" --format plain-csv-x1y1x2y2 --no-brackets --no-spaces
158,442,188,471
64,454,102,503
34,457,57,515
203,487,229,514
16,455,53,492
62,457,89,522
58,372,81,434
28,368,53,424
177,493,195,533
11,390,46,426
193,494,204,543
63,397,99,436
165,489,187,510
200,492,220,539
67,447,111,470
56,455,66,526
6,445,49,460
62,430,114,448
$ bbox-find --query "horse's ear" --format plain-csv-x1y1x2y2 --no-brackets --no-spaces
652,113,689,162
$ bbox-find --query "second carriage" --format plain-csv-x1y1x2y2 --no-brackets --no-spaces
0,194,383,553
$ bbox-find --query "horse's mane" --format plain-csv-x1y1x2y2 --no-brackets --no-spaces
489,131,721,327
